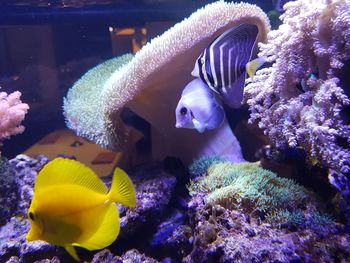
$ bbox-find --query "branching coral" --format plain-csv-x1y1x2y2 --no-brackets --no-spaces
0,91,29,141
244,0,350,195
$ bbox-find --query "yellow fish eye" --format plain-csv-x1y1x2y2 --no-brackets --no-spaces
28,211,35,221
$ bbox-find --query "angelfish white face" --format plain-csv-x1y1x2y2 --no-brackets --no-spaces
175,78,224,133
175,102,195,129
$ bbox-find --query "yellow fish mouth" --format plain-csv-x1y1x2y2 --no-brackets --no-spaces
26,233,34,242
26,228,38,242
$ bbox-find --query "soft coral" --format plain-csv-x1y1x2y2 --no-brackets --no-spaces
0,91,29,141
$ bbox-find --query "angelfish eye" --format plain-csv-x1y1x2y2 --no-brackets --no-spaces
28,212,35,221
180,107,187,115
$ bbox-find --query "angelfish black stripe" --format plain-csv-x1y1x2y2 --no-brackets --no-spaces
200,48,215,90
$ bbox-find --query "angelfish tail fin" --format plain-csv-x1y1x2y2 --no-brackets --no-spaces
108,168,136,207
65,245,79,261
246,56,267,78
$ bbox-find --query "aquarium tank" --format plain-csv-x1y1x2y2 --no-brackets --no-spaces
0,0,350,262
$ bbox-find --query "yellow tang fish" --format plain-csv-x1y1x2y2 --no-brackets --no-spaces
26,157,136,260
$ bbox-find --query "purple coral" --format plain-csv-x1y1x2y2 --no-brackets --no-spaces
0,90,29,141
244,0,350,195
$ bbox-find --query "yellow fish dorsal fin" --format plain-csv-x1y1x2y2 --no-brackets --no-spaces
65,244,79,261
108,168,136,207
34,158,108,194
73,203,120,250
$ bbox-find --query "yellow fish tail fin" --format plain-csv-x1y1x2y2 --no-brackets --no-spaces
65,245,79,261
246,56,267,79
108,168,136,207
73,204,120,250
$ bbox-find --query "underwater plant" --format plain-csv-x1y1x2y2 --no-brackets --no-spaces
188,160,334,229
185,158,345,262
267,209,336,236
244,0,350,196
0,90,29,143
190,162,304,214
188,155,226,179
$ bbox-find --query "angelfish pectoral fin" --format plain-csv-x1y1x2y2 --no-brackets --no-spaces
190,110,205,133
246,56,267,78
192,118,206,133
65,244,79,261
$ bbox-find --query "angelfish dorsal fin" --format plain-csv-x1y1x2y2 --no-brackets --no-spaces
34,158,108,194
191,54,201,77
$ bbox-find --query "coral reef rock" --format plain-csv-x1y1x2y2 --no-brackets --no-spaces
0,154,49,226
116,161,177,240
185,158,350,262
244,0,350,197
0,158,19,226
91,249,158,263
0,155,180,262
150,209,192,260
0,155,54,262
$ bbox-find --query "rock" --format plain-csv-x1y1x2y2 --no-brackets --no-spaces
0,158,19,225
0,155,55,262
117,161,177,240
0,217,55,262
0,154,48,226
91,249,121,263
120,249,158,263
184,198,350,263
34,257,61,263
8,154,49,217
0,156,179,262
150,209,192,260
91,249,158,263
184,159,350,262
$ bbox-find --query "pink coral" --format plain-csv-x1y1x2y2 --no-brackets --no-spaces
244,0,350,193
0,91,29,140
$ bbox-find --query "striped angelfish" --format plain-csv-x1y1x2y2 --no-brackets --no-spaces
191,23,265,108
175,23,265,133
